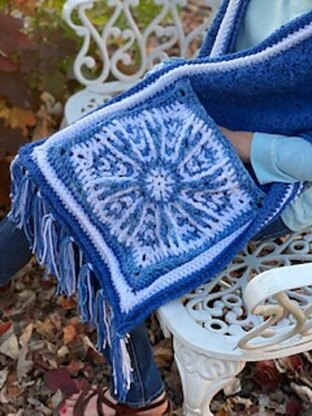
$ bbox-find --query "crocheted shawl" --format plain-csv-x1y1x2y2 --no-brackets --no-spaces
9,0,312,397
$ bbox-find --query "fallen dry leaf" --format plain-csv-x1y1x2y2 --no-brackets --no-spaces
7,106,36,135
252,360,281,392
279,355,305,375
154,339,173,369
19,323,34,347
286,397,302,416
57,296,77,310
6,370,22,398
63,324,77,345
0,333,19,360
290,382,312,403
44,368,79,396
224,396,253,413
86,346,106,364
0,321,12,337
0,97,10,120
67,360,85,376
82,335,106,364
16,345,33,382
35,318,57,340
0,368,9,390
51,388,64,409
57,345,70,358
15,0,37,14
48,312,62,331
0,387,9,404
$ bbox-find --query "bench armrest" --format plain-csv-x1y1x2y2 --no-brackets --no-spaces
239,263,312,350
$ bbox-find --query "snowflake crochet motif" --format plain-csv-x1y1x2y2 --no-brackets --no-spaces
145,167,176,202
71,98,253,269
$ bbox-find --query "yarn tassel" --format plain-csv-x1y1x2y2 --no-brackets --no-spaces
59,235,77,296
10,155,24,191
9,158,35,232
77,264,95,322
31,193,47,262
41,213,60,280
95,289,110,350
10,175,31,227
111,334,133,401
94,290,133,399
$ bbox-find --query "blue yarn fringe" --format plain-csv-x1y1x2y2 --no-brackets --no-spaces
95,289,109,349
8,157,132,401
111,334,133,401
59,235,77,296
41,213,60,279
77,263,95,322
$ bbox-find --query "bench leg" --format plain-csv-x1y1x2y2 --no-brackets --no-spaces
173,338,245,416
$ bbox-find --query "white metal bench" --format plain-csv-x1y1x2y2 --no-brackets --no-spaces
62,2,312,415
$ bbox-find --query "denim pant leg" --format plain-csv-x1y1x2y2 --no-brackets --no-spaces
0,216,32,286
107,323,165,407
252,216,292,241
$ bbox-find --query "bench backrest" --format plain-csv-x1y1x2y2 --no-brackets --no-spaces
63,0,220,95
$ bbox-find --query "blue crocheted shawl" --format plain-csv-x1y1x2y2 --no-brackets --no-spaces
9,0,312,397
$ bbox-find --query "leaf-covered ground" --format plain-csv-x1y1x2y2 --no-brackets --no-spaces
0,261,312,416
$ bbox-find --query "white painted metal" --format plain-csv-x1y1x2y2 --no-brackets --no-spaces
62,3,312,414
62,0,220,124
174,337,246,416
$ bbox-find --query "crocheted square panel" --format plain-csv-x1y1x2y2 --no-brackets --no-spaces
31,80,263,315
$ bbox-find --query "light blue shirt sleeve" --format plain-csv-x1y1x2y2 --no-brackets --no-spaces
280,184,312,231
250,132,312,184
250,132,312,231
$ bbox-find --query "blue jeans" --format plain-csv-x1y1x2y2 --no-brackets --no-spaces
252,217,291,241
0,215,291,405
0,216,32,285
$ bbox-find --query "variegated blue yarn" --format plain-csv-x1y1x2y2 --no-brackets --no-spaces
9,0,312,398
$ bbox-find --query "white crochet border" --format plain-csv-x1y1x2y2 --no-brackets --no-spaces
31,0,312,313
210,0,243,57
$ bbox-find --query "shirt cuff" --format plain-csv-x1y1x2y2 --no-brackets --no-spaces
250,132,300,184
281,184,312,231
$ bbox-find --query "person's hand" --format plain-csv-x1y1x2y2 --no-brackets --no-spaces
219,126,253,164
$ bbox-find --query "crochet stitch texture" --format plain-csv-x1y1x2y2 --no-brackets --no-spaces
9,0,312,398
50,82,262,291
